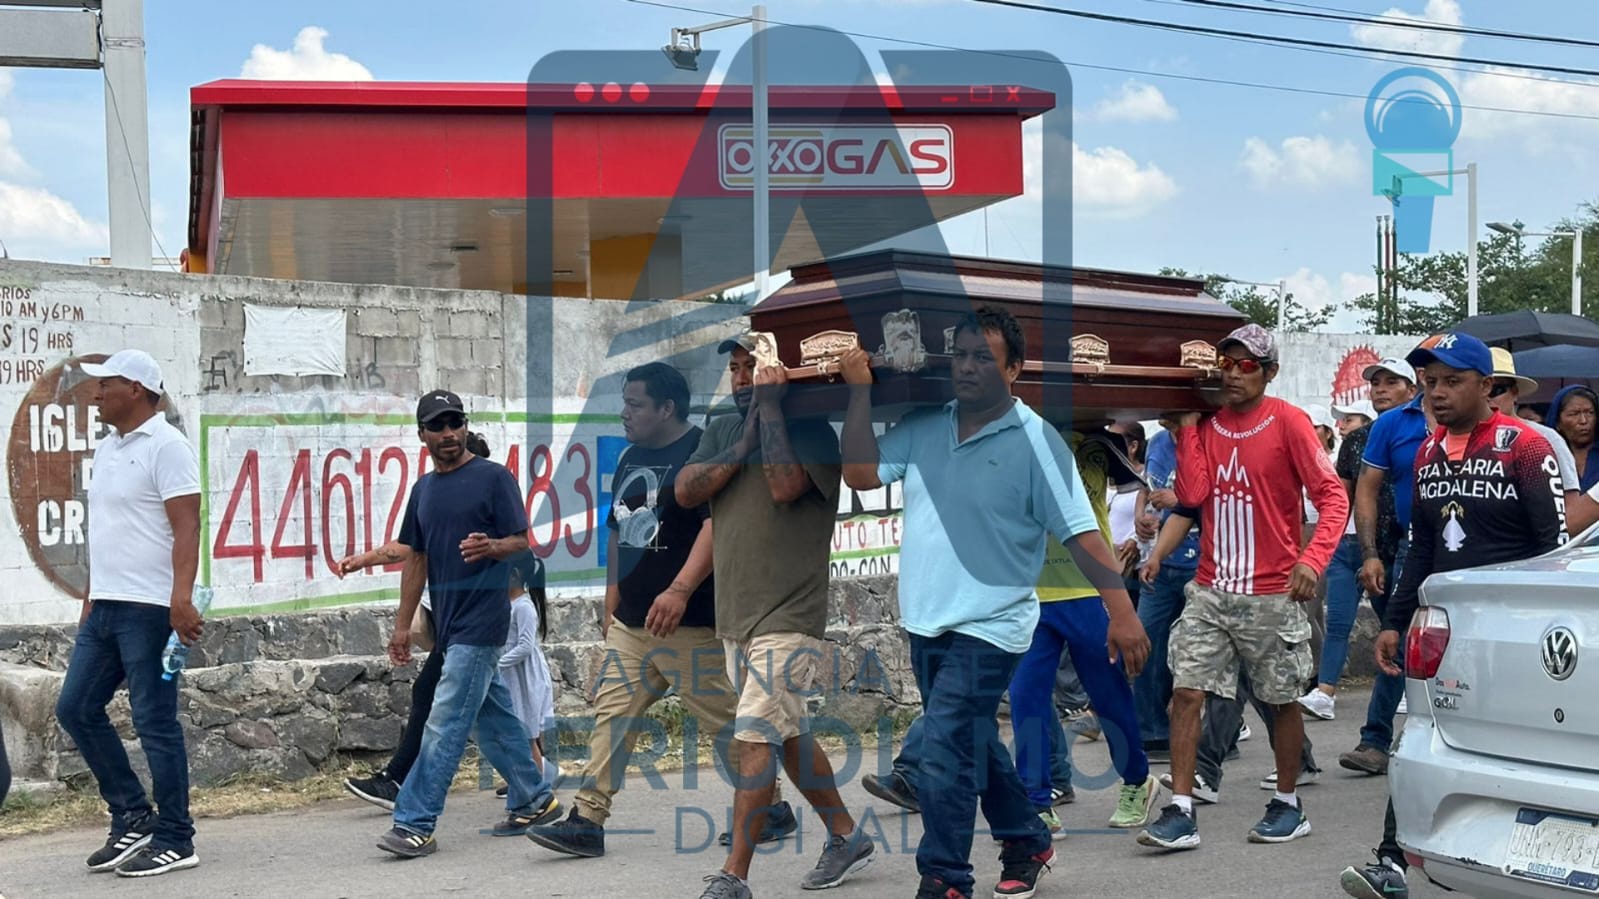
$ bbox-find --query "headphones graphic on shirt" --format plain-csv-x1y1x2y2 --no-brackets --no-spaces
612,466,661,548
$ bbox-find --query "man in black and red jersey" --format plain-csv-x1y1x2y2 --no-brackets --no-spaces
1339,330,1567,899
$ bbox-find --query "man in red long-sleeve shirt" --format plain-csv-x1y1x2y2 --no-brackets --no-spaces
1137,324,1349,853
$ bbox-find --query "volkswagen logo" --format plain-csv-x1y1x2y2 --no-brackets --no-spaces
1542,627,1579,682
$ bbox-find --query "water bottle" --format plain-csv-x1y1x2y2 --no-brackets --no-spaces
160,586,214,682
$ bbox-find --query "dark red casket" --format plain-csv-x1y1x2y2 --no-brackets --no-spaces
747,250,1246,426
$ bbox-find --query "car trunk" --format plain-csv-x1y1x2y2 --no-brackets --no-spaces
1420,553,1599,773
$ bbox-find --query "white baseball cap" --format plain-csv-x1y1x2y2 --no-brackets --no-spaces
1303,402,1336,430
1362,357,1415,384
81,349,165,393
1332,399,1377,421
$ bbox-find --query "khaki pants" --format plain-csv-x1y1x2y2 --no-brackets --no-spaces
574,623,780,825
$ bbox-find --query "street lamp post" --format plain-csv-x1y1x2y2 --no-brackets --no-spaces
1488,221,1583,315
1388,162,1478,316
664,5,770,301
1219,276,1290,335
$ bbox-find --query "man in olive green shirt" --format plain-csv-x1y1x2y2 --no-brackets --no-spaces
676,334,872,899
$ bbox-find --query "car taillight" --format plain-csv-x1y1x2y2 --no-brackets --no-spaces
1405,607,1450,679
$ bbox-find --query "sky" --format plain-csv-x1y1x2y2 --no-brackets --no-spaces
3,0,1599,329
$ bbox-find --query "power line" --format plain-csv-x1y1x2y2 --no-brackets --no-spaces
1124,0,1599,89
1151,0,1599,51
968,0,1599,79
623,0,1599,123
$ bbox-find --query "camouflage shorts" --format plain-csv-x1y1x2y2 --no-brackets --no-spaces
1168,581,1314,706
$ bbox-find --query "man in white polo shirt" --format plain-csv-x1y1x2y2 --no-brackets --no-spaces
54,349,203,879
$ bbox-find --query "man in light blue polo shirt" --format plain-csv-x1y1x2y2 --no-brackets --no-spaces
838,305,1149,899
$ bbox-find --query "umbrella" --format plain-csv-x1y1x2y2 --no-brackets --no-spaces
1453,311,1599,352
1511,344,1599,403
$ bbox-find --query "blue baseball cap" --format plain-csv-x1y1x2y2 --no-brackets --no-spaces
1405,332,1493,376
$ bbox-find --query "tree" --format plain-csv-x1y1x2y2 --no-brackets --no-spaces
1159,268,1333,332
1347,201,1599,334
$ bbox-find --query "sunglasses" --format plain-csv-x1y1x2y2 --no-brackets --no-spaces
1215,355,1266,374
423,414,467,432
1489,382,1512,398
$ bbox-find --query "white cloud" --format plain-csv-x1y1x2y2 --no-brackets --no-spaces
1090,81,1177,123
1072,143,1178,215
1239,135,1361,190
240,27,373,81
1458,66,1599,142
1282,267,1379,314
0,119,31,178
1350,0,1464,58
1279,268,1380,331
1018,119,1177,218
0,181,108,259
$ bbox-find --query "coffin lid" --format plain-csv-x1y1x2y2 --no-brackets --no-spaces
756,249,1240,320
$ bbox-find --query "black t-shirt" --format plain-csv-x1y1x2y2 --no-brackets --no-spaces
1337,421,1402,563
398,456,529,648
606,427,715,629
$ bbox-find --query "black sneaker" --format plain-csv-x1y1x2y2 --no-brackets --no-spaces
717,800,800,846
345,773,401,811
861,772,921,813
916,874,971,899
1340,852,1409,899
376,827,437,858
1049,785,1075,806
1136,803,1200,850
86,824,153,872
527,807,606,858
492,793,563,836
994,844,1054,898
114,845,199,878
799,829,875,890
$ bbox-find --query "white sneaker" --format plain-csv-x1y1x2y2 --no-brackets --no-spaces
1259,769,1320,790
1158,772,1218,804
1397,695,1409,715
1297,689,1336,721
1238,723,1252,742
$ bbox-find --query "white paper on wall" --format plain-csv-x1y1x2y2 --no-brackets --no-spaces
243,305,347,377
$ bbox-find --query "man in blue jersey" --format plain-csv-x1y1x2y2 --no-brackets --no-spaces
1132,420,1198,760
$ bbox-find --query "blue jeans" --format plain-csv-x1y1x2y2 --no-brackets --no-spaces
893,711,1073,795
1134,564,1193,744
909,632,1050,896
1319,535,1364,687
393,643,552,837
55,600,194,850
1011,600,1149,807
1360,538,1409,752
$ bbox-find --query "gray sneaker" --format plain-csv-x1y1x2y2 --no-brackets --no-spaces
800,830,875,890
700,871,753,899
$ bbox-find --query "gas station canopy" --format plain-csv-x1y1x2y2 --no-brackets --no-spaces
186,79,1052,299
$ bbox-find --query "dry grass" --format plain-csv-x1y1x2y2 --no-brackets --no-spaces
0,724,905,839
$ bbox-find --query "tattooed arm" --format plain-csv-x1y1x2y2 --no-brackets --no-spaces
755,366,812,503
676,407,762,508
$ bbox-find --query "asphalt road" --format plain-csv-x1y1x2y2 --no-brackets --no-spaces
0,688,1451,899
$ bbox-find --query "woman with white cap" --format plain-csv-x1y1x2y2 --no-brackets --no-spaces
1296,400,1375,721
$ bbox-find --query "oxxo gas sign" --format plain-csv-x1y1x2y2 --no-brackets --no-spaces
718,124,954,191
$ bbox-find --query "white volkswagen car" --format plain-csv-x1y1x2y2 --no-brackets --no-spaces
1391,536,1599,898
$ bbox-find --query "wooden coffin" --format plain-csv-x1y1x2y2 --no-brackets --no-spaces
747,250,1247,426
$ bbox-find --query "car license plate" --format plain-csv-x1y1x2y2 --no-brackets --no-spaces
1505,808,1599,893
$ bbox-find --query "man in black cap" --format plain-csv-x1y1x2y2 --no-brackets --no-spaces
376,390,560,858
677,334,871,899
